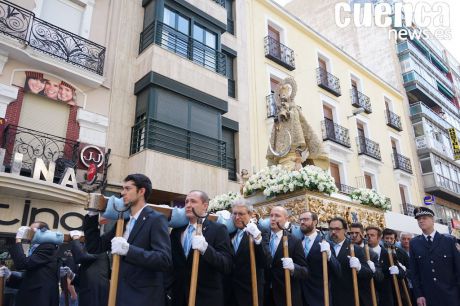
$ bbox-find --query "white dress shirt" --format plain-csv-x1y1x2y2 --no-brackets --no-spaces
371,244,382,260
270,230,283,253
423,230,437,242
123,205,147,239
303,231,318,251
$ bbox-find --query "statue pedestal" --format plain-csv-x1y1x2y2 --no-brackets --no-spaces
245,189,385,228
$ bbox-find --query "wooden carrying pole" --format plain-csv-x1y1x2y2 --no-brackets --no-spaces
349,244,360,306
188,222,203,306
248,235,259,306
401,278,413,306
0,274,4,306
61,276,70,306
282,233,292,306
321,237,330,306
387,247,403,306
364,244,378,306
107,216,125,306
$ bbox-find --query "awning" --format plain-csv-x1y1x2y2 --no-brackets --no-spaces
384,212,449,235
437,81,455,99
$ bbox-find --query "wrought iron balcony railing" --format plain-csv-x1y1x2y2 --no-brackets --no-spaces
392,153,413,174
1,124,79,176
335,183,356,195
322,118,351,148
140,21,226,76
356,136,381,161
226,156,237,181
0,0,106,75
351,89,372,113
130,118,227,169
385,110,403,131
401,203,415,217
266,94,277,118
316,67,341,97
436,173,460,194
264,36,295,71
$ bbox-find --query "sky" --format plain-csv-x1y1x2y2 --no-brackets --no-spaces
274,0,460,63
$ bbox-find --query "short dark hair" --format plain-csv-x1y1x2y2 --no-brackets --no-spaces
329,217,348,230
124,174,152,202
350,223,364,232
366,226,382,237
382,228,397,238
188,190,209,204
30,221,49,230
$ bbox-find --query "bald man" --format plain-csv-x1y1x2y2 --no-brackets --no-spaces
264,206,308,306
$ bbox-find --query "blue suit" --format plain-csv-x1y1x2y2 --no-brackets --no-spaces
84,206,172,306
301,234,341,306
409,232,460,306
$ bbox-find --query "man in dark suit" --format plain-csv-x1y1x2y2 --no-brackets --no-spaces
169,190,233,306
299,211,341,306
409,207,460,306
8,221,60,306
84,173,172,306
328,217,372,306
225,198,271,306
69,230,110,306
349,223,382,306
264,206,308,306
366,226,401,306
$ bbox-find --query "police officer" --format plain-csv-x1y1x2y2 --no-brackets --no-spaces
410,207,460,306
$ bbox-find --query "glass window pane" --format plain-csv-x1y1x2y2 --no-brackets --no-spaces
143,0,155,29
193,25,204,42
420,158,433,173
178,15,189,34
163,7,175,27
205,31,216,49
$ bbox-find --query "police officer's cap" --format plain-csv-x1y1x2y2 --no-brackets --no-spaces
414,206,435,219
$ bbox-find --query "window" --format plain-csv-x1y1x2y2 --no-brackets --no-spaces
143,0,156,30
413,122,424,137
330,162,341,188
223,50,236,98
225,0,235,34
364,172,374,189
40,0,84,34
192,24,217,70
162,7,190,58
222,127,237,181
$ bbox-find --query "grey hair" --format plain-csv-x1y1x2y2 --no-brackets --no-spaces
400,232,414,239
231,198,254,213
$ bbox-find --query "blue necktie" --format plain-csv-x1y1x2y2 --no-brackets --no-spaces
233,230,244,251
270,234,277,257
304,236,311,257
127,217,136,236
28,244,39,256
183,225,195,257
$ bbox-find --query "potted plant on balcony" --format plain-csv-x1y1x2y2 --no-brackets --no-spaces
349,188,391,211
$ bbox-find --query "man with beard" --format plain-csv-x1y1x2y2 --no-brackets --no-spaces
349,223,383,306
225,199,271,306
328,217,372,306
264,206,308,306
299,211,340,306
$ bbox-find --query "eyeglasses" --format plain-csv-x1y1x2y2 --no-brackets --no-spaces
348,232,361,236
232,212,248,217
329,227,344,232
299,218,311,222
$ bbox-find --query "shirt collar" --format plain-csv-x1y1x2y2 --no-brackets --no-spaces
371,244,381,254
423,230,437,240
271,230,283,239
131,205,147,221
305,231,318,241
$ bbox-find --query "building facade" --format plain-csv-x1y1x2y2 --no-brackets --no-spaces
245,0,422,222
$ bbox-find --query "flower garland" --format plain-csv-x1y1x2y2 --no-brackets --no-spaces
350,188,391,211
243,165,338,197
208,191,241,213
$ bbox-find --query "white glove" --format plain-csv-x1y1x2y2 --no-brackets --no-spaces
398,262,407,272
367,260,376,273
69,230,82,240
319,241,332,260
59,266,75,280
389,265,399,275
0,266,11,279
281,257,295,271
245,223,262,244
16,226,30,239
111,237,130,256
348,256,362,272
192,235,208,254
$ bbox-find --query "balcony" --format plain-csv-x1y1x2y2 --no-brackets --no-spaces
130,118,227,169
351,89,372,113
0,0,105,76
397,41,453,91
409,101,453,130
392,153,413,174
385,110,402,131
321,119,351,148
1,124,79,177
335,183,356,195
266,94,277,118
402,70,457,114
316,67,341,97
140,21,226,76
356,136,381,161
400,203,415,217
264,36,295,71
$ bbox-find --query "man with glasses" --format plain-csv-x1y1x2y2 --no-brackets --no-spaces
225,199,271,306
328,217,372,306
299,211,340,306
264,206,308,306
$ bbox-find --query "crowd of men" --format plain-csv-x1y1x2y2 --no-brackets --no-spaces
0,173,459,306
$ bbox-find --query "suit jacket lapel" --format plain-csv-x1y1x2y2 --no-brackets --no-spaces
127,207,151,244
338,240,350,259
236,233,248,255
307,234,321,259
429,232,442,252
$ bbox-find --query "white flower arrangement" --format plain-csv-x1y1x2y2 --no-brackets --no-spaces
243,165,338,197
350,188,391,211
208,191,241,213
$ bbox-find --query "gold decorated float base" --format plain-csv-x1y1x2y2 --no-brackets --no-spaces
247,189,385,229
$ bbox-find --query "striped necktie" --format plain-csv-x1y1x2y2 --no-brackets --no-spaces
233,230,244,251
